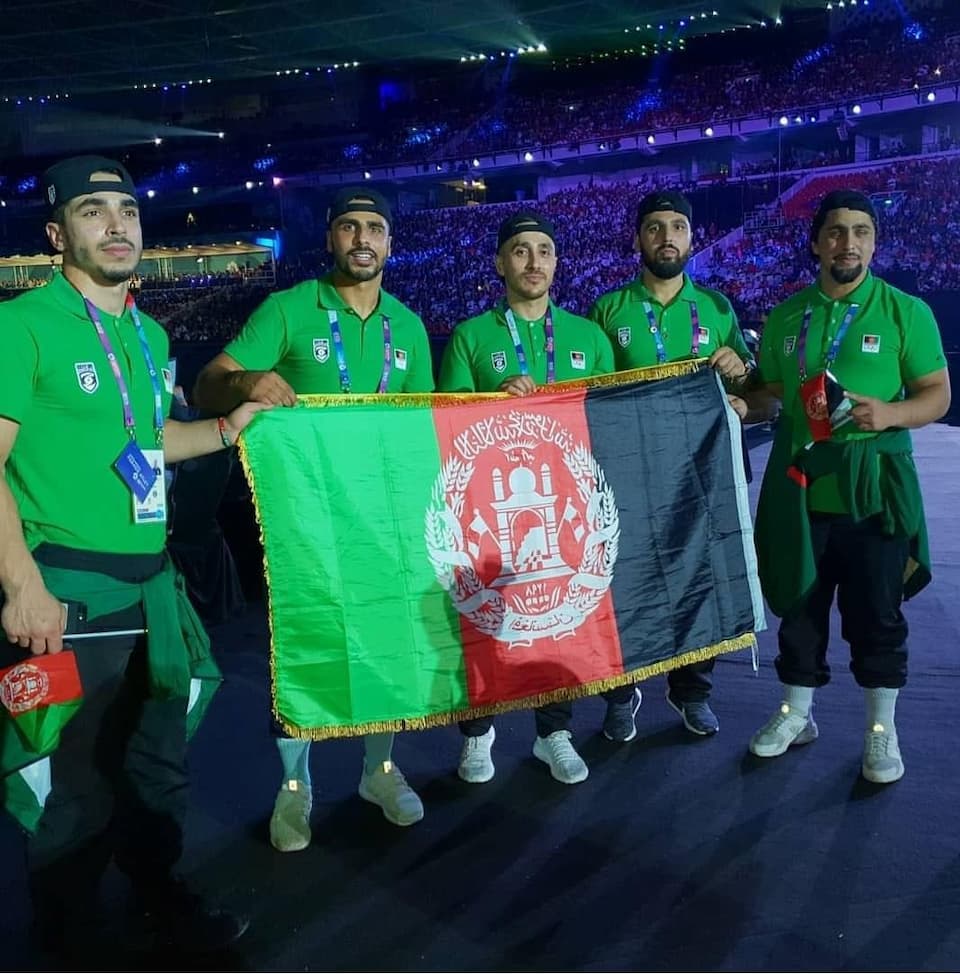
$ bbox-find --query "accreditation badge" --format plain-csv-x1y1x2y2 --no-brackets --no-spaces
861,334,881,353
394,348,408,370
132,449,167,525
570,350,586,370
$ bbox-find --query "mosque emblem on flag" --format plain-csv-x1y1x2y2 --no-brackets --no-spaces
74,362,99,394
491,350,507,373
313,338,330,363
0,662,51,715
425,410,619,645
617,327,631,348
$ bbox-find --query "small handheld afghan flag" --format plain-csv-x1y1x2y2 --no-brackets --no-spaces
0,650,84,832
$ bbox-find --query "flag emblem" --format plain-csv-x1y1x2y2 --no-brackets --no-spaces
491,350,507,373
425,411,619,646
74,362,99,394
617,327,631,348
0,662,51,715
313,338,330,363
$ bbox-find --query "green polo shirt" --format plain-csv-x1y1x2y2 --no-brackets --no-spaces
589,274,751,370
0,273,172,555
438,301,614,392
758,271,947,511
224,273,434,394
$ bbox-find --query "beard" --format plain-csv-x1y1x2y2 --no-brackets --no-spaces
642,247,690,280
334,249,384,283
829,262,863,285
99,266,136,284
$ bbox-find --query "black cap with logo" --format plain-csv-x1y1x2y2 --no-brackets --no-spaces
635,190,693,229
42,155,138,214
496,211,557,251
326,187,393,228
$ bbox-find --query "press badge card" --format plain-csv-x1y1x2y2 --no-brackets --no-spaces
133,449,167,524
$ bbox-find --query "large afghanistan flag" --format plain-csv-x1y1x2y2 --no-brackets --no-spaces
240,362,765,739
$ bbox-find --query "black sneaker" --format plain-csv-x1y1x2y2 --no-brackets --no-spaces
135,876,249,952
666,690,719,736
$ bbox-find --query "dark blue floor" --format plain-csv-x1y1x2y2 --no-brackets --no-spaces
3,424,959,971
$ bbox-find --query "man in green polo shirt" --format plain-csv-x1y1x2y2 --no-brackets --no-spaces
0,155,261,957
749,189,950,784
194,187,432,851
439,210,639,787
589,190,755,739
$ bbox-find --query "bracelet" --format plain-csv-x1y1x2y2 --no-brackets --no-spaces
216,416,233,448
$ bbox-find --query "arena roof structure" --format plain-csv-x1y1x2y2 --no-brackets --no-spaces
2,1,843,95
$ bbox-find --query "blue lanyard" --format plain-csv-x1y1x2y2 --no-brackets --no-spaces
327,309,392,394
797,302,859,380
641,300,701,365
504,307,556,384
83,294,164,445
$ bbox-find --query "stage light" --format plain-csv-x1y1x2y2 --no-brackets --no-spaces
779,115,789,126
146,190,156,199
647,134,656,145
704,126,714,137
192,186,199,194
523,150,534,161
153,137,162,145
245,181,254,190
852,103,862,114
927,91,936,102
272,176,283,187
363,171,372,179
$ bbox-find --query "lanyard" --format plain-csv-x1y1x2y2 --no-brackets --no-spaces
797,302,859,380
327,309,392,394
84,294,164,445
641,300,702,365
504,308,556,384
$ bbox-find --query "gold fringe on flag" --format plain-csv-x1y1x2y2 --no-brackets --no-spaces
275,632,758,741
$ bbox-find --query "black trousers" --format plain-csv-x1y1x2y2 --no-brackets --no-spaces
775,514,909,689
667,658,715,702
5,546,189,927
460,684,638,739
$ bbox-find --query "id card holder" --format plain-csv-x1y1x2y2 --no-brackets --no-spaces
133,449,167,525
114,441,158,502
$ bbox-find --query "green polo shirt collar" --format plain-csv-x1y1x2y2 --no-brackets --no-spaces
809,270,878,308
626,273,699,307
316,272,407,320
45,270,134,323
493,297,559,327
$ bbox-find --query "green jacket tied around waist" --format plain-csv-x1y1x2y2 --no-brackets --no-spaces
755,420,931,618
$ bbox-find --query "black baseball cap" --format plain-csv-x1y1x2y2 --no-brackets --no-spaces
42,155,138,214
326,187,393,228
636,190,693,229
811,189,878,240
497,211,556,251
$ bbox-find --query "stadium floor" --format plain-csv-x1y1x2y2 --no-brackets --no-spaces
3,423,959,971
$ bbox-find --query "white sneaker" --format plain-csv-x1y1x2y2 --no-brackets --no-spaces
358,761,424,826
532,730,589,784
458,727,496,783
269,779,312,852
749,703,819,758
862,722,904,784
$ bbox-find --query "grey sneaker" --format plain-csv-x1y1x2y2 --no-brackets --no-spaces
603,688,643,742
862,722,904,784
269,779,312,853
532,730,589,784
458,726,496,783
749,704,819,758
359,761,424,826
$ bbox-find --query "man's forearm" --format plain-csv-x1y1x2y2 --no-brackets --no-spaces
889,382,951,429
0,475,42,599
164,417,232,464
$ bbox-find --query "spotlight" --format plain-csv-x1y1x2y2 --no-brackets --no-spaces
146,190,156,199
851,103,862,114
646,134,656,145
523,150,534,161
704,126,714,137
192,186,199,194
153,137,162,146
926,91,936,102
779,115,789,126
